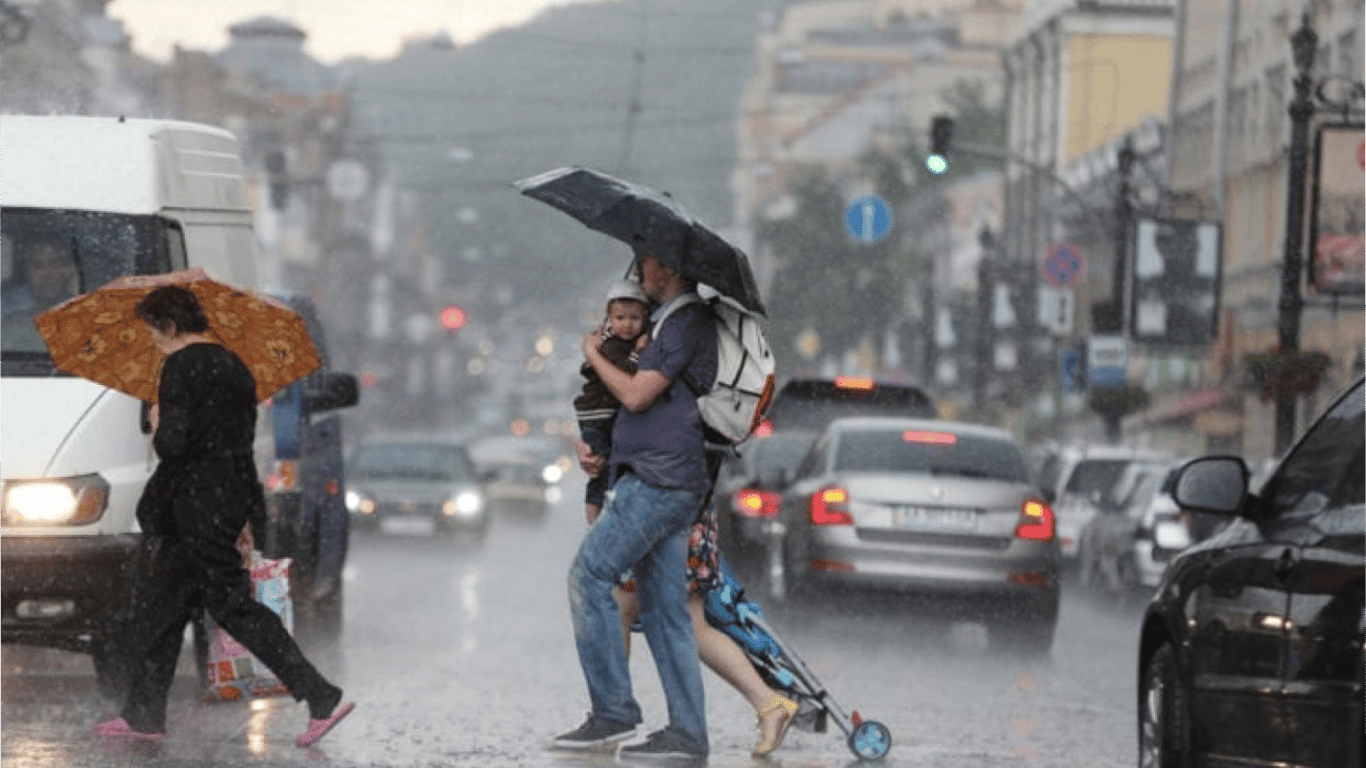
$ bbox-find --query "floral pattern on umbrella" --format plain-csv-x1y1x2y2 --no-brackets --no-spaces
34,268,321,403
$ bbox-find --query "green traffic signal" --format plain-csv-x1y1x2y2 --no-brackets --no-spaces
925,154,948,175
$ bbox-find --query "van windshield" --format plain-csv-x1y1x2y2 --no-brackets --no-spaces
1,209,178,372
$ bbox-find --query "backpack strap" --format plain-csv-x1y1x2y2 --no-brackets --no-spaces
651,292,706,398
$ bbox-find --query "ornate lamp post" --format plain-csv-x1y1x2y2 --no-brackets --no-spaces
1274,14,1318,453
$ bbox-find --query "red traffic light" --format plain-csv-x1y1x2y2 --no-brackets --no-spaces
440,305,467,331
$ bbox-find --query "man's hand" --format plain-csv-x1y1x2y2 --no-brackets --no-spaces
148,403,160,432
577,439,606,478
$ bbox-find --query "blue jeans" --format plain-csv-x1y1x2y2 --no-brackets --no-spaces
567,472,707,751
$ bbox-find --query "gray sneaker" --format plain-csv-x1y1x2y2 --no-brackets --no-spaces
619,728,707,761
552,715,637,749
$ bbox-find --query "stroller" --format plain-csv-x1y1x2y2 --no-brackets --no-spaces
702,562,892,760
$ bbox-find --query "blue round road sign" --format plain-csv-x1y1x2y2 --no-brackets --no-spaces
844,196,893,244
1040,242,1085,287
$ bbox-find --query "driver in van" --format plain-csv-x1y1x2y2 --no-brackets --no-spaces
2,235,79,348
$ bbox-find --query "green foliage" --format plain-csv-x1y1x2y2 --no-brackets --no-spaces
1087,385,1151,420
1242,348,1333,401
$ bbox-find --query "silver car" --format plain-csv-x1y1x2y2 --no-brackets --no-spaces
773,417,1060,653
345,436,489,536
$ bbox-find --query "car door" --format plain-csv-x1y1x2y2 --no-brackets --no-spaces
1182,514,1295,762
1266,380,1365,766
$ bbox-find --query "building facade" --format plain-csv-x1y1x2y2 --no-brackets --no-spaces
1166,0,1363,462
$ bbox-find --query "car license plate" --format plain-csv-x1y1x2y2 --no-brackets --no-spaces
891,505,977,531
381,516,436,536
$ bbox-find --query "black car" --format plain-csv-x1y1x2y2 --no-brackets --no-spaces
1137,376,1363,767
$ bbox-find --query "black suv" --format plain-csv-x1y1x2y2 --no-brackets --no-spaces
1137,377,1363,767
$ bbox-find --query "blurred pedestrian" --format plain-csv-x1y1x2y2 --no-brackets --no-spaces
94,285,354,747
554,249,716,760
573,278,651,524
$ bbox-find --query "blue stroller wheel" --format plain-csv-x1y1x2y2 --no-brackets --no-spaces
848,720,891,760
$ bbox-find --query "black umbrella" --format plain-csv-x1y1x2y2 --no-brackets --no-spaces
515,166,766,315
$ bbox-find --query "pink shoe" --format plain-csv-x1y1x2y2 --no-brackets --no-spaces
295,701,355,747
93,717,166,741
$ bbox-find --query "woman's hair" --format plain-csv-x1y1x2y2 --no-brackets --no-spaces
133,285,211,335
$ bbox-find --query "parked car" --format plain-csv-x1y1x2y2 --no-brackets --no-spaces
1137,376,1364,768
769,416,1060,654
1076,461,1190,595
1038,444,1172,569
345,436,489,537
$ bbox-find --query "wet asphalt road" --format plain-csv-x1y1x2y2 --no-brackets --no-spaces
2,482,1144,768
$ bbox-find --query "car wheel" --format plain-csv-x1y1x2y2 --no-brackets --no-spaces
986,593,1058,657
1139,643,1189,768
986,616,1056,657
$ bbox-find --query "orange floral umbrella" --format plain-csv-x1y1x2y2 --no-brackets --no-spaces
34,268,321,403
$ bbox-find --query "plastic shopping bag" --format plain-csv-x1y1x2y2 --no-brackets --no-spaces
203,555,294,702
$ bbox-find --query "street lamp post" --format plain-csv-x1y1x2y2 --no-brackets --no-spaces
1274,13,1318,454
975,226,996,411
1111,139,1136,336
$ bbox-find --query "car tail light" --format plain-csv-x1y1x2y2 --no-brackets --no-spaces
1014,498,1055,541
902,430,957,445
833,375,874,391
733,488,782,519
753,420,773,438
810,484,853,526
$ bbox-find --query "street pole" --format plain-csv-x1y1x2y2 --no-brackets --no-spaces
1275,14,1317,454
975,227,996,411
1112,138,1135,337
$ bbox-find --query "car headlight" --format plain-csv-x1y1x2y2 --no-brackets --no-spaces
345,490,376,515
443,490,485,517
542,463,565,484
2,474,110,526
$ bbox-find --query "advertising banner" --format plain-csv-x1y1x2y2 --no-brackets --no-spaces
1308,124,1365,295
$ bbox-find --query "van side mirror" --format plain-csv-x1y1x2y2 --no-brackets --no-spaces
1172,456,1248,516
303,372,359,413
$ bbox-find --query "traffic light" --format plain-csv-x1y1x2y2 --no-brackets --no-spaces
265,149,289,210
926,115,953,175
440,305,467,333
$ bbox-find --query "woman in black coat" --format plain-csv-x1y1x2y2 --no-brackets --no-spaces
94,285,354,747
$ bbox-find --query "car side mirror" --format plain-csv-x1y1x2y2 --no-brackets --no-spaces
1172,456,1248,516
304,372,359,413
756,467,787,489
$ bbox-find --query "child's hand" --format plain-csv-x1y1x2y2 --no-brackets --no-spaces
576,439,605,477
634,333,649,352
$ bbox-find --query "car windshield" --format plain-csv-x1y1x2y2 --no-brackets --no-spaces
351,444,475,481
1063,460,1133,497
833,429,1028,481
1,209,179,369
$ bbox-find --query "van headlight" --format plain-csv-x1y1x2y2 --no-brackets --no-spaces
2,474,110,526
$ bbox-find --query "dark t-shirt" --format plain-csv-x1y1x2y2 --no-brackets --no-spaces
609,295,717,495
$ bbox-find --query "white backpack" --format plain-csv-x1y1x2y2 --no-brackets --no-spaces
655,292,776,445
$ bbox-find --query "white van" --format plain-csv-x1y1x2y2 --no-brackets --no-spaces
0,115,265,684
